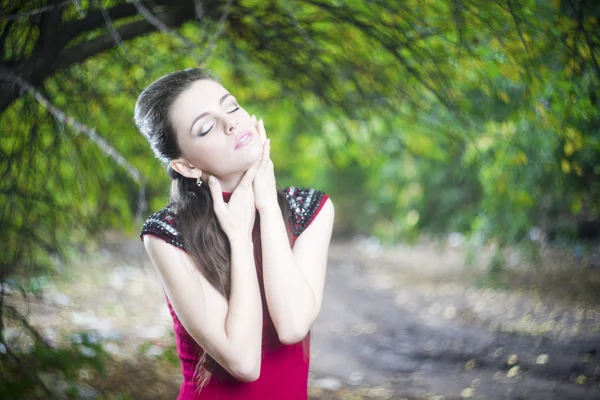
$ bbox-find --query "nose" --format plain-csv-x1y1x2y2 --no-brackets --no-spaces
225,118,238,135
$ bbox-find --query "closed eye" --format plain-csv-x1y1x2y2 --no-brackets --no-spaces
196,103,240,136
199,122,214,136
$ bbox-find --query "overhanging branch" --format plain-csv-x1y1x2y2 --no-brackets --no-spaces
54,19,154,70
0,67,147,222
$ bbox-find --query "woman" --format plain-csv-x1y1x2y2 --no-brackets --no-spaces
134,68,334,399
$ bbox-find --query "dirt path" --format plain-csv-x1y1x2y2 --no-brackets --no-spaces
311,242,600,399
10,235,600,399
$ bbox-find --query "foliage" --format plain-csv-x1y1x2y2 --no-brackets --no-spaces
1,0,599,395
1,0,598,260
0,329,108,399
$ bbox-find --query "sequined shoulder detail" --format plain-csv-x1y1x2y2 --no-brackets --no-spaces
285,187,328,237
140,203,185,249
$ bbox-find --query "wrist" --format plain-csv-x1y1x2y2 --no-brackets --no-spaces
228,235,253,252
257,195,280,214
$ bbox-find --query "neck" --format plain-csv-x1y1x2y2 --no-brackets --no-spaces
210,171,245,193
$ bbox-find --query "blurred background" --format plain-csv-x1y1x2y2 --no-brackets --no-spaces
1,0,600,399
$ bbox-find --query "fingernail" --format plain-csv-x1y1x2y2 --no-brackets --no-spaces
209,176,215,184
260,119,264,126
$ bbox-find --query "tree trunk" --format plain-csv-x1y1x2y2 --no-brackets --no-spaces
0,0,225,113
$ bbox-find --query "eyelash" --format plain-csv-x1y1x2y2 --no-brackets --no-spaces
198,105,240,136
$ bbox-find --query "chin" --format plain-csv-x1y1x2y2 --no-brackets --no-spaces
234,149,260,172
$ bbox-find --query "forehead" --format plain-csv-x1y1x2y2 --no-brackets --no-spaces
170,79,229,129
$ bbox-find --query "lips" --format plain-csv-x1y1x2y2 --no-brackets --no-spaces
235,131,254,150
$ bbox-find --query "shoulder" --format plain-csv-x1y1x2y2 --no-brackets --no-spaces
284,187,332,237
139,202,185,250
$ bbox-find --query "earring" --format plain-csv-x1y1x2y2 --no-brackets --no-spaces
196,176,202,187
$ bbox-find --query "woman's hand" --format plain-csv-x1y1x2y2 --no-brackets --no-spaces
252,116,278,212
208,159,261,242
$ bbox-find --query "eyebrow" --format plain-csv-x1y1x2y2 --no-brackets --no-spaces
189,93,233,133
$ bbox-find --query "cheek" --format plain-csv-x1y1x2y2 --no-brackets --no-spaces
238,109,253,126
178,136,219,167
192,141,225,165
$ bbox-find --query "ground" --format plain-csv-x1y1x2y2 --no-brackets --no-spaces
5,233,600,399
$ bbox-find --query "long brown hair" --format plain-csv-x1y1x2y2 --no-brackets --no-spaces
134,68,290,388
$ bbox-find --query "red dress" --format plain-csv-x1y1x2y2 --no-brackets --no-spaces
141,187,328,399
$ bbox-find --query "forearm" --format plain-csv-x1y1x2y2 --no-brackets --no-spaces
259,204,318,343
224,236,263,367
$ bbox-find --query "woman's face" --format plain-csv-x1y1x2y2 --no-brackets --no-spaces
169,79,262,181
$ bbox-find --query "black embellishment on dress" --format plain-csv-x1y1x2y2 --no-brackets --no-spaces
284,187,326,237
140,187,326,248
140,202,185,249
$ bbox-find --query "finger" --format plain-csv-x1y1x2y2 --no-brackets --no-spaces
236,158,261,191
254,144,269,181
266,138,271,159
208,176,227,216
252,115,261,141
260,138,270,169
259,119,267,143
254,116,265,144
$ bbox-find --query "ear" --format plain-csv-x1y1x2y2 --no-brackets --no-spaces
170,158,203,180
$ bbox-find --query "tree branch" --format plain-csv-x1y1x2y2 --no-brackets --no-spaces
198,0,233,64
96,0,137,63
0,0,72,21
0,282,56,399
131,0,199,49
62,2,140,39
53,19,155,71
0,67,147,221
506,0,529,53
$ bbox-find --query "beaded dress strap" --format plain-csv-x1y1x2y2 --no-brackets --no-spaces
140,188,328,248
284,187,327,237
139,203,185,249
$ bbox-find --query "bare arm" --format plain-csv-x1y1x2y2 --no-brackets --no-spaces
259,197,334,344
144,235,262,381
144,159,265,381
250,118,334,345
